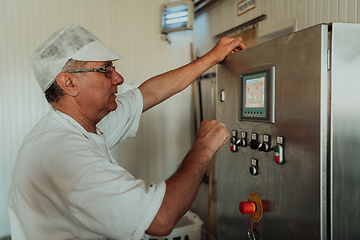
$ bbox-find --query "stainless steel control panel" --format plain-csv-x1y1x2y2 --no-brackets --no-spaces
216,23,360,240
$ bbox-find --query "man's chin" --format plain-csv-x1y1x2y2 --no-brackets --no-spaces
108,101,118,112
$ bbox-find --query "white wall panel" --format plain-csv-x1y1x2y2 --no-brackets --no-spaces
323,0,331,23
278,0,285,23
289,0,297,25
330,0,340,21
264,0,271,28
339,0,348,21
222,0,236,34
309,0,316,26
348,0,358,22
316,0,323,24
1,0,193,237
296,0,305,30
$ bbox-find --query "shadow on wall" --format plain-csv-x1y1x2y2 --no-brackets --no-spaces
1,236,11,240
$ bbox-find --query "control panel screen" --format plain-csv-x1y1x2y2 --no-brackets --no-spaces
245,77,265,108
239,68,274,122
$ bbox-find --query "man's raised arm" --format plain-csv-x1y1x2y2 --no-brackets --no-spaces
138,37,246,112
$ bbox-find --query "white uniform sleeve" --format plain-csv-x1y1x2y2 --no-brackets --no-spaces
97,88,143,149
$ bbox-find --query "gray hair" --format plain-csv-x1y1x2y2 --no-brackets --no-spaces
45,59,88,103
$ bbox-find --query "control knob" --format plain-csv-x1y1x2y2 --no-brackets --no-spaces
258,142,269,152
250,166,257,175
236,138,247,147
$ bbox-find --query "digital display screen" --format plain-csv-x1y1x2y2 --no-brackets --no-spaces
245,77,265,108
239,67,274,122
240,70,270,121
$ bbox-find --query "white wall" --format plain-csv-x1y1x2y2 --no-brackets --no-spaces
192,0,360,239
0,0,194,237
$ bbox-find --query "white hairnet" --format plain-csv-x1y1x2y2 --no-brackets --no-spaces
31,24,121,92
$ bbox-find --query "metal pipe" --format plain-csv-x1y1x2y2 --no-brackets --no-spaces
215,14,266,39
195,0,220,14
195,0,207,7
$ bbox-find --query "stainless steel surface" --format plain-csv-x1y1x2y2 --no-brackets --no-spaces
216,24,329,240
319,23,331,240
330,22,360,240
216,22,360,240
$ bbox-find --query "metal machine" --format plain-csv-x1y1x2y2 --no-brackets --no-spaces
216,22,360,240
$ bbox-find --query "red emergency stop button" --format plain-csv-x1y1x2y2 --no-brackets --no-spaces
239,201,256,214
239,192,263,222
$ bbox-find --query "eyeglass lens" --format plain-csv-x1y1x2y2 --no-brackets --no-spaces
105,65,115,78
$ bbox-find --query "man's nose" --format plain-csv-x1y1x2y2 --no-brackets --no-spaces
112,70,124,85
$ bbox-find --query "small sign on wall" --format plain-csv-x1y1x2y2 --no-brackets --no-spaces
237,0,256,16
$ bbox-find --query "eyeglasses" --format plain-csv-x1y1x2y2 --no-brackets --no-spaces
66,65,115,78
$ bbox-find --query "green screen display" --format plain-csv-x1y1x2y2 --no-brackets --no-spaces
242,72,267,118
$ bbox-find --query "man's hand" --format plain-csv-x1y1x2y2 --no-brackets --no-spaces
193,119,230,157
204,37,246,65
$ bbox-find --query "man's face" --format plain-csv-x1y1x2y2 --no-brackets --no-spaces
75,61,124,122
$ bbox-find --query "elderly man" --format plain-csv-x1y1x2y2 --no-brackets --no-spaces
8,24,245,240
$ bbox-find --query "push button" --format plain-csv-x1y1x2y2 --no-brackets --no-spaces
250,133,258,150
219,90,225,102
250,158,258,176
250,166,257,175
239,201,256,214
230,130,237,152
274,136,284,164
274,145,283,164
239,192,263,222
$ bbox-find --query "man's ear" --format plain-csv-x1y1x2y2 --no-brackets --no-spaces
56,72,79,97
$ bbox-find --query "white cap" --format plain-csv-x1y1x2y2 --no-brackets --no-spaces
31,24,122,92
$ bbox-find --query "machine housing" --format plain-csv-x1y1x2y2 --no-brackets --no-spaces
216,22,360,240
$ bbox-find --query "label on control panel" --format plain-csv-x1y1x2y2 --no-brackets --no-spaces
263,135,269,142
251,133,257,140
276,136,284,145
251,159,257,166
